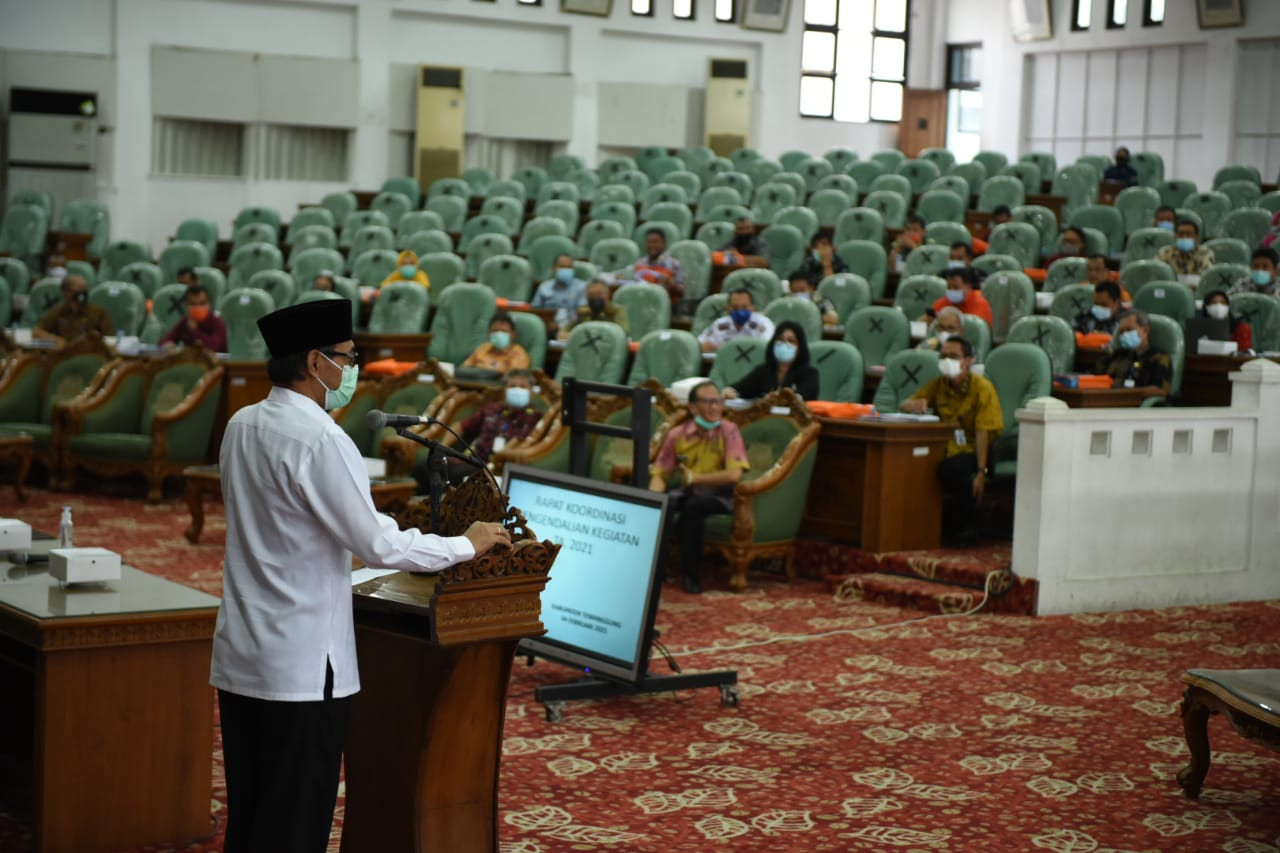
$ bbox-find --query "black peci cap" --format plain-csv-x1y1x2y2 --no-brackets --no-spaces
257,298,353,358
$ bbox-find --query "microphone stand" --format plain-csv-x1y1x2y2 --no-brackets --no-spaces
394,427,486,533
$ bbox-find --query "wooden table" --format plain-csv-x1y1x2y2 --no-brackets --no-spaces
799,417,955,552
0,434,34,501
1050,387,1151,408
0,556,218,852
1177,668,1280,799
1179,355,1280,407
709,257,770,295
354,331,434,366
212,359,272,451
183,464,418,543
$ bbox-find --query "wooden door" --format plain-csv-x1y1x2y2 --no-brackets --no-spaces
899,89,947,156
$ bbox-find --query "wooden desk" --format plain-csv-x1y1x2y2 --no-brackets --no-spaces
710,257,770,294
1073,346,1108,374
1177,668,1280,799
0,559,218,852
0,434,34,501
1097,180,1128,206
965,211,992,241
46,231,92,261
799,417,954,552
213,359,271,451
1026,193,1067,224
354,331,434,366
1051,387,1150,408
1179,354,1280,407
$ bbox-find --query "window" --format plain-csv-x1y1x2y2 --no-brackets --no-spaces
631,0,652,14
253,125,350,182
715,0,737,22
673,0,694,19
1072,0,1092,30
799,0,908,123
944,44,982,163
1107,0,1127,27
1143,0,1165,26
151,118,246,178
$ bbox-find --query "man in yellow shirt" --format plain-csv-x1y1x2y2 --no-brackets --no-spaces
901,337,1003,546
462,312,531,374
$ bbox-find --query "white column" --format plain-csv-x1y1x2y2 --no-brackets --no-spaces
1010,395,1071,614
107,0,154,252
350,0,392,189
1231,359,1280,577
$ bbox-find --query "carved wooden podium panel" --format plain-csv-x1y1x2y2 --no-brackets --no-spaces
343,476,558,853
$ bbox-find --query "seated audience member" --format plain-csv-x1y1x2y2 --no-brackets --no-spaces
1092,310,1172,396
1044,227,1087,267
1082,254,1129,302
917,306,966,352
33,274,114,343
1199,290,1253,352
160,284,228,352
1073,280,1123,336
411,369,542,491
792,233,848,283
889,215,926,273
569,279,629,338
900,336,1003,546
532,254,587,314
1103,146,1138,187
462,312,530,373
948,241,975,270
1153,206,1177,232
607,228,685,300
313,272,336,292
719,216,770,266
981,205,1012,242
725,321,820,401
786,273,839,325
379,250,430,289
1229,247,1280,299
649,380,750,593
923,267,993,328
1156,219,1215,284
699,288,775,352
176,267,198,287
44,249,68,281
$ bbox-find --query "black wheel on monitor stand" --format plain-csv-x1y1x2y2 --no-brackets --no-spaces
720,685,740,708
544,701,565,723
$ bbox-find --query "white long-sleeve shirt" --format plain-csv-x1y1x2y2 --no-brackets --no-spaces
210,386,475,702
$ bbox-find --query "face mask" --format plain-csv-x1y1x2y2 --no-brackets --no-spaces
73,291,88,306
588,297,606,313
1252,269,1273,286
505,386,531,409
1060,245,1080,256
1091,305,1112,321
1175,238,1195,253
188,305,211,323
48,266,67,280
946,289,965,305
1156,220,1175,232
773,341,797,363
316,353,358,410
936,331,952,345
1206,303,1230,320
938,357,963,378
694,414,720,431
555,267,575,285
1117,329,1142,350
730,308,752,326
946,260,966,269
490,330,511,350
399,265,417,279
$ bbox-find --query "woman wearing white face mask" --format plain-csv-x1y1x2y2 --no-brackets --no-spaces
724,321,820,401
1200,290,1253,353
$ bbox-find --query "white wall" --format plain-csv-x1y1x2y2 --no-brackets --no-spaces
942,0,1280,187
0,0,901,254
1012,360,1280,615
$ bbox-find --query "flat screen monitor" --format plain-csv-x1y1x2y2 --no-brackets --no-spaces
503,464,669,684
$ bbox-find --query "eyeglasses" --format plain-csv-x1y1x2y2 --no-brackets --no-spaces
694,396,724,406
323,349,359,364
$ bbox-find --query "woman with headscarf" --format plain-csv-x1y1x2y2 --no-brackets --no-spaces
379,249,431,289
724,320,820,401
1199,289,1253,353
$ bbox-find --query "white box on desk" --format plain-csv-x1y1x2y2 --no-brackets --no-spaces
0,519,33,552
1196,339,1238,356
49,547,121,584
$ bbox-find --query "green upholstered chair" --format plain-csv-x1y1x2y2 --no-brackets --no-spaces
751,183,798,225
723,268,782,309
894,275,946,321
844,306,909,369
1202,238,1250,268
1213,164,1262,188
321,191,358,225
146,283,192,345
518,217,569,258
588,201,637,235
576,221,623,261
816,173,858,199
1115,186,1161,237
464,234,514,280
904,244,951,278
1134,281,1196,324
668,239,712,302
919,147,956,174
926,221,972,249
978,175,1026,212
643,156,684,183
1012,204,1059,255
0,278,9,327
382,176,423,207
158,241,210,284
645,202,694,240
984,342,1052,476
1259,191,1280,215
861,190,907,229
535,200,579,234
931,174,971,200
836,239,888,299
423,196,467,233
219,288,275,360
478,254,534,303
974,253,1029,278
59,347,224,500
808,340,864,402
18,279,64,329
291,247,345,292
286,225,336,264
370,192,412,229
89,281,147,336
983,269,1036,343
571,169,599,202
1120,260,1176,295
773,207,819,243
537,181,579,207
1157,179,1197,210
951,161,990,194
1001,162,1043,195
397,211,447,248
527,235,578,281
428,178,470,202
896,158,941,195
1123,228,1175,265
1230,294,1280,353
1182,192,1231,239
799,157,835,193
869,171,910,200
807,189,852,228
227,242,283,289
692,186,738,219
1131,151,1164,187
665,170,703,199
458,214,510,252
509,312,547,370
823,147,859,172
1021,151,1056,181
57,199,110,258
1219,208,1272,248
988,222,1041,268
353,361,453,458
600,156,638,181
589,238,642,275
1006,315,1075,375
234,206,281,232
0,203,48,265
872,349,940,411
555,321,628,384
612,283,670,340
962,314,992,362
703,203,752,226
917,189,966,225
0,257,31,297
818,272,871,323
1069,205,1125,255
232,222,278,252
368,282,429,333
701,389,821,591
611,170,651,199
708,337,767,390
9,189,51,218
744,158,783,188
973,151,1008,179
694,221,735,252
628,329,701,386
764,295,822,343
848,160,887,189
115,261,161,299
478,196,523,236
760,223,806,278
835,207,886,247
1044,257,1088,293
349,249,398,289
247,270,296,309
403,229,453,259
1049,285,1095,326
417,251,464,292
428,283,496,365
692,293,729,337
0,336,118,477
1218,178,1264,208
1145,314,1186,402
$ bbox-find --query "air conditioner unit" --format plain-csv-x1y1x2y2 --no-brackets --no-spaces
704,59,750,158
6,87,99,219
414,66,465,193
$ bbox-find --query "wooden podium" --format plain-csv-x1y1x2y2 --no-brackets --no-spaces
342,477,558,853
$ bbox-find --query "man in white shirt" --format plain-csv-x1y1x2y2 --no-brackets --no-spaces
211,297,509,852
698,287,775,352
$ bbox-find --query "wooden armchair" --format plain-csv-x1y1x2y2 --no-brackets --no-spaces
669,389,822,592
59,347,225,501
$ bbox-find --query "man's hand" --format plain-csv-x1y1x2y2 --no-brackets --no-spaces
463,521,511,556
900,398,929,414
680,464,695,489
817,243,834,263
972,471,986,502
723,387,739,400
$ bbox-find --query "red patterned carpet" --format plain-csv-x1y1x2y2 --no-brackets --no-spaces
2,486,1279,852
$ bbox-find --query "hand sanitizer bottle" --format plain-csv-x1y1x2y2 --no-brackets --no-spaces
58,506,74,548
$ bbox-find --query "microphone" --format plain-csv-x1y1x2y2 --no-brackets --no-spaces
365,409,438,431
